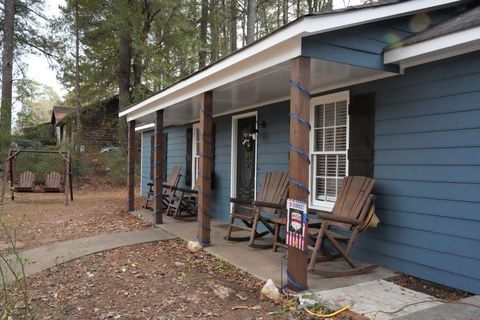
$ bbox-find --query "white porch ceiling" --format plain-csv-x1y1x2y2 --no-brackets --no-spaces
134,59,396,129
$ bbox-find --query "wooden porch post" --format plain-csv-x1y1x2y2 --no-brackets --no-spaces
64,153,69,206
197,91,213,244
127,120,136,211
288,56,310,291
154,110,164,224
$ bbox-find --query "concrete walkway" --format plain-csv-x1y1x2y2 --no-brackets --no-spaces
2,228,175,281
395,295,480,320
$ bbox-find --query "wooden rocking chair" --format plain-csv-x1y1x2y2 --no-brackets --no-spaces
16,171,35,192
166,178,199,219
308,176,377,277
225,171,289,248
44,171,62,192
143,165,182,210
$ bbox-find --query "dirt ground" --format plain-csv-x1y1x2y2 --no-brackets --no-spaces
389,274,472,302
13,239,365,320
0,188,150,251
0,187,366,319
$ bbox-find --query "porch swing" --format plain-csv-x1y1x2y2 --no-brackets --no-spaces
0,149,74,205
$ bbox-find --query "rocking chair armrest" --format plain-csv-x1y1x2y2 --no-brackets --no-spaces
313,211,363,225
229,197,253,205
162,183,177,189
176,186,198,194
252,200,283,209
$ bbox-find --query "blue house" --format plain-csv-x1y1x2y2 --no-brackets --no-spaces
120,0,480,294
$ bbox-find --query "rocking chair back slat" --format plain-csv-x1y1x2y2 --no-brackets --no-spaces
166,165,182,187
259,171,289,211
18,171,35,190
44,171,62,191
331,176,375,231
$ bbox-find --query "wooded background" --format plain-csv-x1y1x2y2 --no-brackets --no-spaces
0,0,364,153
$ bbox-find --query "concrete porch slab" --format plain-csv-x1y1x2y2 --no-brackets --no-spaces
132,209,396,291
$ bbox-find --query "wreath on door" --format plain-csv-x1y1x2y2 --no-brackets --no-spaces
241,133,255,152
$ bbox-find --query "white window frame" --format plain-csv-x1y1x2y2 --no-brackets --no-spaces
192,123,200,188
309,91,350,212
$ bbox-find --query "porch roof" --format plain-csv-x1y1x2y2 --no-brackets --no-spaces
384,5,480,69
119,0,462,130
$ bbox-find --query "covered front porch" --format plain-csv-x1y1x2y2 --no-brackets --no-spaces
119,6,424,290
124,60,394,291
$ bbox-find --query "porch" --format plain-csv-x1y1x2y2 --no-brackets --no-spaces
120,2,480,294
132,209,395,291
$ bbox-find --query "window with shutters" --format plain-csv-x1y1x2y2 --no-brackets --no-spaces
310,91,349,210
192,123,200,188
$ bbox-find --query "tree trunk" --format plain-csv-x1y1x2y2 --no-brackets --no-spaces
282,0,288,25
307,0,313,13
198,0,209,69
74,0,82,153
229,0,237,52
0,0,15,155
118,6,133,154
132,0,153,96
210,0,219,62
246,0,256,45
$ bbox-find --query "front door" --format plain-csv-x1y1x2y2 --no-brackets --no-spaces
235,116,257,200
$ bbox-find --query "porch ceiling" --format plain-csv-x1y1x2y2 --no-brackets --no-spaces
134,59,395,129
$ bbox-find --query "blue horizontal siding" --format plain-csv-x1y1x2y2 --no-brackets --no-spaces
376,195,480,221
211,116,232,221
301,10,453,72
141,131,153,198
376,91,480,121
375,165,480,184
350,51,480,294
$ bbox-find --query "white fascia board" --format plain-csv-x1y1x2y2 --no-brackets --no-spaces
121,0,461,120
135,123,154,132
384,26,480,66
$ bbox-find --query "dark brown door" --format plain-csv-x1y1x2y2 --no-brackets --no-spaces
236,117,256,200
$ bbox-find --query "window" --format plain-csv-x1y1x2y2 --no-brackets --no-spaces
310,91,349,210
192,123,200,188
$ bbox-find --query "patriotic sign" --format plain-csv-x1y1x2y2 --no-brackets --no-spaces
286,199,308,251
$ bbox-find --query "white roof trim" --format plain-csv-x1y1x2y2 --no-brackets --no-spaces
384,25,480,68
120,0,461,121
135,123,155,132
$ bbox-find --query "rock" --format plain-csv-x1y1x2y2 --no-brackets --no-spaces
174,261,185,267
260,279,280,303
210,282,233,299
187,241,202,253
99,311,115,319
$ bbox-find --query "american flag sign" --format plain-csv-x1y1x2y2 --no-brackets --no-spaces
286,199,308,251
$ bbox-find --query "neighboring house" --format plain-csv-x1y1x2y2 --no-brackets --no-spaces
120,1,480,294
51,106,73,144
51,96,119,152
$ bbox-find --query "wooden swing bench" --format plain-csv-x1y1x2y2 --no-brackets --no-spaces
13,171,64,193
1,149,73,205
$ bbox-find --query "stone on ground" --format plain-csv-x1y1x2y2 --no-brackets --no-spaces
187,240,202,253
261,279,280,303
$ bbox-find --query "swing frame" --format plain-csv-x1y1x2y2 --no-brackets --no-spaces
0,149,74,206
